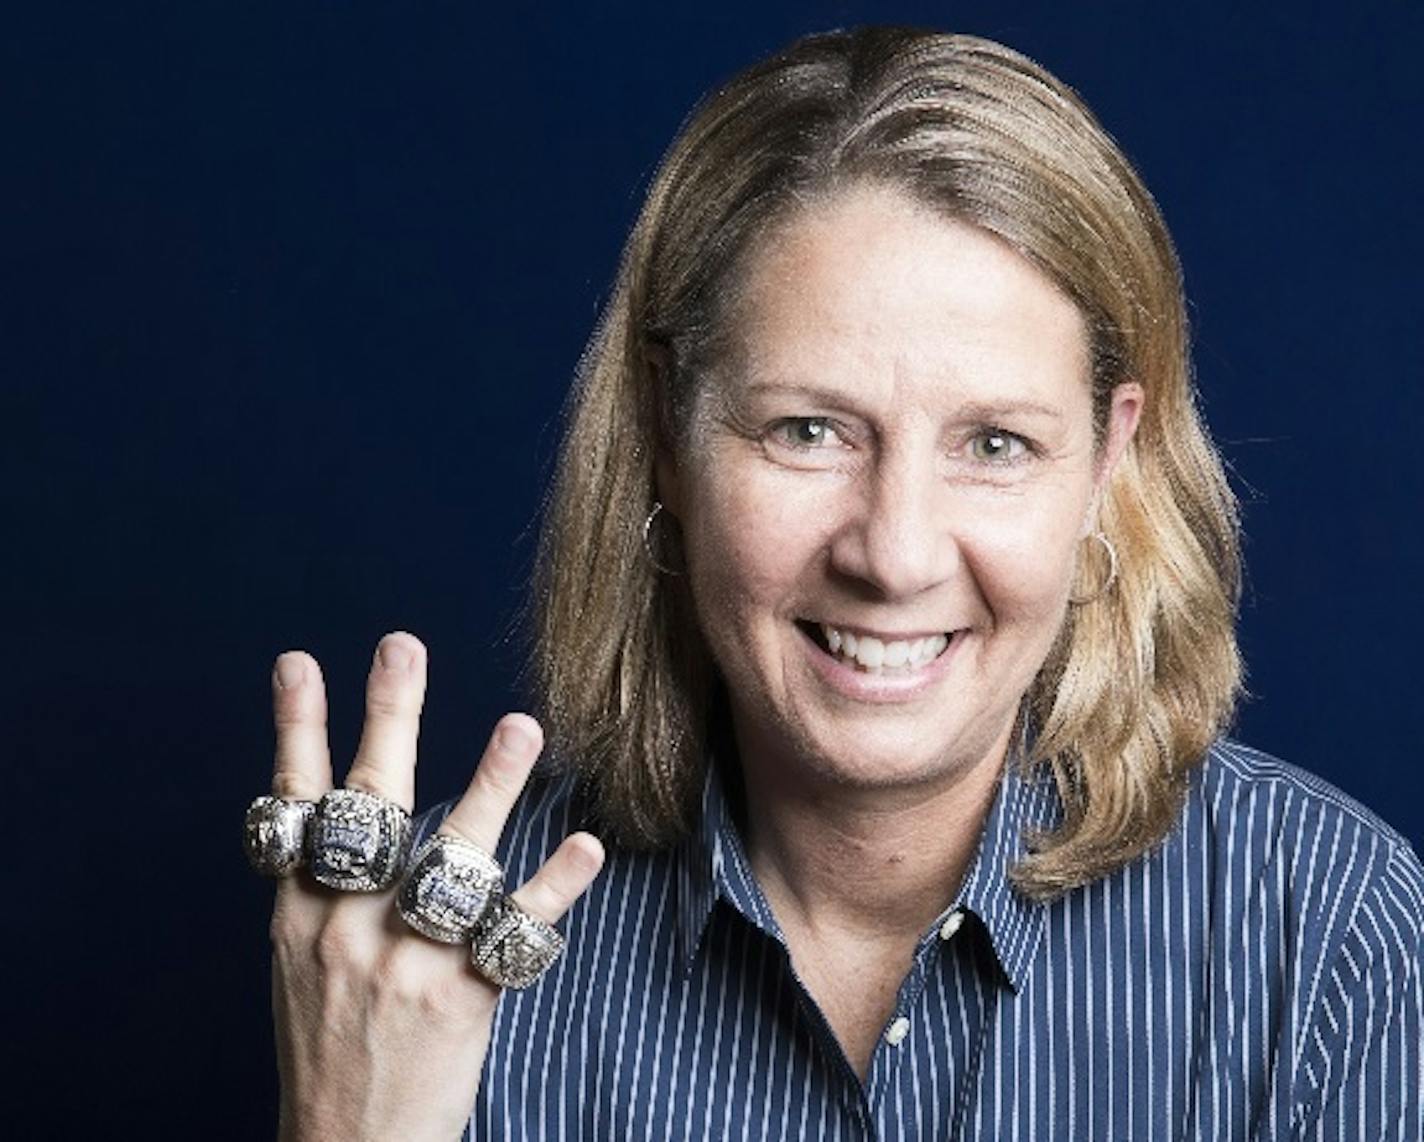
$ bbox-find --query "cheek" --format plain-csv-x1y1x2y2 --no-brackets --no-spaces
682,462,837,621
959,491,1085,618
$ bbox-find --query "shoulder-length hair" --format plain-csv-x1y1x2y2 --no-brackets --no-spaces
531,27,1241,898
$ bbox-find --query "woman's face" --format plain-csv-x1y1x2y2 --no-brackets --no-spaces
660,183,1141,795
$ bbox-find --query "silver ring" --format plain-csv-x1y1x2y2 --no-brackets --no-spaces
243,795,315,877
397,834,504,944
308,788,412,892
470,896,566,990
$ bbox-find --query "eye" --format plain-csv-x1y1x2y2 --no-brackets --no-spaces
969,428,1028,463
769,417,844,450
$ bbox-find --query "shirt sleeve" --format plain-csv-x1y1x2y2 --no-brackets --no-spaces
1292,841,1424,1141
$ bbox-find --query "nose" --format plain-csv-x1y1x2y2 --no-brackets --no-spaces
829,447,957,600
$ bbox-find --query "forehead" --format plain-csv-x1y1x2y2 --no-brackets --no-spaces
721,184,1091,410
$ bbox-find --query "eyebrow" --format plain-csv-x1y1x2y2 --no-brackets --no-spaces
736,381,1067,423
952,398,1066,423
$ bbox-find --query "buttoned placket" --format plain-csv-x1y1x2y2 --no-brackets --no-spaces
855,904,977,1139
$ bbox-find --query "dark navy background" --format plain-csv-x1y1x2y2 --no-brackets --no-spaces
5,2,1420,1135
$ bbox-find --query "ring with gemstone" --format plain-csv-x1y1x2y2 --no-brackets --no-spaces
308,788,412,892
469,896,566,990
243,795,316,877
397,834,504,944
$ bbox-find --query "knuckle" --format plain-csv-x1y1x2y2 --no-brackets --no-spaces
312,918,373,975
342,765,403,805
370,949,432,1010
416,972,471,1024
368,947,476,1028
270,771,309,799
363,686,411,721
368,949,408,1000
312,922,349,970
475,750,525,798
269,895,317,957
516,840,603,920
516,879,567,924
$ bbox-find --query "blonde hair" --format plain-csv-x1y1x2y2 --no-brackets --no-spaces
532,27,1241,897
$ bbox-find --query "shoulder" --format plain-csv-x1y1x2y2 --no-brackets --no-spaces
1188,737,1423,889
1196,744,1424,1129
1200,738,1416,850
1182,737,1424,967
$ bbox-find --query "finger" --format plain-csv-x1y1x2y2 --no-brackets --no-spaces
437,713,544,854
270,650,333,801
344,631,426,811
379,833,603,1008
508,832,606,923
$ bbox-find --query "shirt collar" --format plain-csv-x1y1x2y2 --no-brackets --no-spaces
673,752,782,972
673,740,1062,991
945,755,1061,992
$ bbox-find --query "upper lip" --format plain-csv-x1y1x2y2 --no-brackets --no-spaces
801,619,953,641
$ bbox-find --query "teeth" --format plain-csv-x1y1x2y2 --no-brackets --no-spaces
817,625,951,672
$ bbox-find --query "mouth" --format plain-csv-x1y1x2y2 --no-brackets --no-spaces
796,619,954,675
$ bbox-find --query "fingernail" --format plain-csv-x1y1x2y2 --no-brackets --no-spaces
274,654,305,690
497,718,537,755
377,637,413,672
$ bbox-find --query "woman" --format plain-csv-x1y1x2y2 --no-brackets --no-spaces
247,28,1423,1140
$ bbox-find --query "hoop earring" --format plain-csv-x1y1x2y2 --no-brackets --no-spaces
641,502,685,576
1069,531,1118,605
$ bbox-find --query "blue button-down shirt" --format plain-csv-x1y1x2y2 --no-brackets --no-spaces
417,740,1424,1140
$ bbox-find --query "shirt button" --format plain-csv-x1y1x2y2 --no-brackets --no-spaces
939,909,965,940
885,1016,910,1046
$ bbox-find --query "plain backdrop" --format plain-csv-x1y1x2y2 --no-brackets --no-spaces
5,2,1421,1135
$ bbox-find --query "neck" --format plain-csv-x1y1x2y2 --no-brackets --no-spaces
736,726,1011,944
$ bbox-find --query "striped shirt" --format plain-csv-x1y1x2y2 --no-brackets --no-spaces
417,740,1424,1140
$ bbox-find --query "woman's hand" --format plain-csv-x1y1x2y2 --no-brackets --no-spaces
265,631,604,1142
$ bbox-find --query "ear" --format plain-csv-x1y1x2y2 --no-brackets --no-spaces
1082,381,1144,537
644,341,683,517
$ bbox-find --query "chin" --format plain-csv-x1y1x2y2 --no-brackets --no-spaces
773,712,991,794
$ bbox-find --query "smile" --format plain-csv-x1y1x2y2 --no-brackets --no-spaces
798,621,953,674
